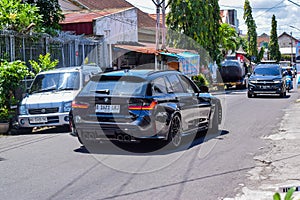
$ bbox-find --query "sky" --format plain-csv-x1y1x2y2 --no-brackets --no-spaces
125,0,300,38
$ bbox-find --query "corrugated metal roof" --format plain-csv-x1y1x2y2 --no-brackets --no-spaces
73,0,133,10
59,0,156,28
60,8,128,24
59,0,82,11
114,43,197,55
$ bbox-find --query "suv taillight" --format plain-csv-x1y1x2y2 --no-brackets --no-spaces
128,99,157,110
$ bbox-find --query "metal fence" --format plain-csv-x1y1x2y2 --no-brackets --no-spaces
0,30,103,68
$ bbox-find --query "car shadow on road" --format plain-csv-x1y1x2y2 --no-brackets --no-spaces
188,130,229,149
73,129,230,156
9,126,70,136
250,94,291,99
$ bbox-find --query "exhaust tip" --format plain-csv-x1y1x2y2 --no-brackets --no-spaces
117,134,124,141
123,135,131,142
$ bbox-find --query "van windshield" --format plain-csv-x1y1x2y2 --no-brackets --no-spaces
30,72,80,94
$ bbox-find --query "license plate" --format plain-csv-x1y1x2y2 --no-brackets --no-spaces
96,104,120,113
29,116,47,123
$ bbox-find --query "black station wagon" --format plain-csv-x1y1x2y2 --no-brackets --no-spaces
71,70,222,148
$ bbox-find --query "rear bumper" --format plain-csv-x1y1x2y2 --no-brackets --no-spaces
75,121,166,141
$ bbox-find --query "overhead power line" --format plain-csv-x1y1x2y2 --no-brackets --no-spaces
287,0,300,7
239,0,285,28
253,0,285,19
220,4,287,10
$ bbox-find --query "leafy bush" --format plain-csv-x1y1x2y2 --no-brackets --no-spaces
191,73,209,88
0,107,10,122
29,53,59,76
0,60,32,122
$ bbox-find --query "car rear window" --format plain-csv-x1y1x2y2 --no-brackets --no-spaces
81,75,147,96
221,61,240,67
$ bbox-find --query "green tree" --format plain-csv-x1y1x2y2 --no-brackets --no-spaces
29,53,59,76
243,0,258,62
269,15,281,62
166,0,221,64
219,23,239,58
257,46,265,62
25,0,64,35
0,0,42,32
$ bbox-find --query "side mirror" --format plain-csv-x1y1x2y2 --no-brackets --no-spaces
199,85,209,93
247,73,251,77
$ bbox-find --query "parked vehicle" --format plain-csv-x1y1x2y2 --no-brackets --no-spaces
71,70,222,148
247,63,286,98
17,65,102,133
214,60,247,89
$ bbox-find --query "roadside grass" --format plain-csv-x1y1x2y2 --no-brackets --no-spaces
273,187,297,200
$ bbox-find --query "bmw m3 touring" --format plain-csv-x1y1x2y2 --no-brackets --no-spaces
71,70,222,148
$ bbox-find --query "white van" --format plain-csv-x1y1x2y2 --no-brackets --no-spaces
17,65,101,133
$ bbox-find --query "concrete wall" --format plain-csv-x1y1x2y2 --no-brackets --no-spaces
94,8,138,44
278,34,297,48
93,8,138,68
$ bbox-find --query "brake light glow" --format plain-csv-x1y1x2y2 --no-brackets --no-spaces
71,101,89,109
128,101,157,110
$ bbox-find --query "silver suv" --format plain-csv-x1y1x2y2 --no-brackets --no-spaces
17,65,102,133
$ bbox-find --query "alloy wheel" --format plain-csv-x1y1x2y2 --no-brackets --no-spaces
169,115,182,147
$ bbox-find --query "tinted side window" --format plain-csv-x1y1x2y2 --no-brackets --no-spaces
178,75,198,93
152,77,168,95
166,74,185,93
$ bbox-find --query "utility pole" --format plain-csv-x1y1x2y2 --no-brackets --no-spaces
155,0,161,51
161,0,166,50
152,0,164,70
291,32,293,64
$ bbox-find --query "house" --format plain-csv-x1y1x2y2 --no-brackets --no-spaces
59,0,156,42
220,9,239,33
58,0,201,73
59,0,160,69
278,32,299,61
257,33,270,49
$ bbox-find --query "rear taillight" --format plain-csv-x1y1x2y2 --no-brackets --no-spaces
71,101,89,109
128,100,157,110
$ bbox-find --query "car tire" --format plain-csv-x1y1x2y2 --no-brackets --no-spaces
280,91,286,98
247,91,253,98
167,115,182,148
14,127,33,134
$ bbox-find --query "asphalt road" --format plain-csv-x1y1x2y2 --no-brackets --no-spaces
0,89,298,200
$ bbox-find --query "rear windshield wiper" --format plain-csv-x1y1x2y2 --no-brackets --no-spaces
93,89,110,94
